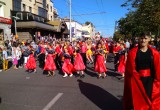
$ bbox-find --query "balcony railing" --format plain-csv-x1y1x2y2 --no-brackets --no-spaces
11,11,47,23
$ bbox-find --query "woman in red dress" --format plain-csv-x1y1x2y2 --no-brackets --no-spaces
117,43,127,78
73,48,85,78
25,46,36,73
94,43,107,78
62,48,74,78
44,44,57,77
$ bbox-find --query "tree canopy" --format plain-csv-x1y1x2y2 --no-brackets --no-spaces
115,0,160,39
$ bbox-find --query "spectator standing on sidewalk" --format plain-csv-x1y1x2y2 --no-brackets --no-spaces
125,39,130,52
12,42,18,69
0,48,3,72
2,47,8,70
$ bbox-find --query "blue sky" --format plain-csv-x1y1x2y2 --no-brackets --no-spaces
52,0,129,37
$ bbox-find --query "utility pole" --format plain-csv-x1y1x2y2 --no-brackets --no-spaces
69,0,72,42
114,20,118,33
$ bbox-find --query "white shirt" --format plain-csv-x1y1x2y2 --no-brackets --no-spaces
3,50,8,60
125,41,130,48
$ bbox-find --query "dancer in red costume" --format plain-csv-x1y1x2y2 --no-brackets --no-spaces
25,46,36,73
62,48,74,78
123,33,160,110
117,43,127,78
73,48,85,78
113,42,121,72
44,44,57,77
95,43,107,78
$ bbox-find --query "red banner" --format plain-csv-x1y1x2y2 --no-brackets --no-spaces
0,17,12,24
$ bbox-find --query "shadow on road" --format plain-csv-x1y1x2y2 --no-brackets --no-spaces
77,80,122,110
107,71,121,77
85,67,97,77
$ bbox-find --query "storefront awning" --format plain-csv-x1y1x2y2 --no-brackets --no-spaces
47,21,69,34
16,21,57,31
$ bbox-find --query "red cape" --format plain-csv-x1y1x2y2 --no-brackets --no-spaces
123,46,160,110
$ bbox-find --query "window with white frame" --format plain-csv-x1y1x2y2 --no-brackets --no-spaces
29,7,32,13
22,4,26,11
0,4,4,17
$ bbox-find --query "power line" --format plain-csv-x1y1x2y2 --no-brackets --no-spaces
72,11,106,16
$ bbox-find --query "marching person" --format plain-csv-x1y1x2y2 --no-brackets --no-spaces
113,42,121,72
73,48,85,78
94,43,107,78
62,48,74,78
44,43,57,77
123,32,160,110
37,42,45,68
117,43,127,78
25,46,36,73
86,44,93,64
80,41,87,66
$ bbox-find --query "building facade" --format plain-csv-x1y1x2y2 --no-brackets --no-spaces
82,24,95,39
15,0,58,21
0,0,12,45
11,0,65,41
62,18,82,40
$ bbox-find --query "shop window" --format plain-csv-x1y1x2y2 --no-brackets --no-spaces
0,29,4,41
29,7,32,13
50,6,52,12
51,16,52,21
13,0,21,11
47,4,48,9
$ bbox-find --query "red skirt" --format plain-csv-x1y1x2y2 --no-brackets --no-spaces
62,59,74,74
44,54,56,71
118,55,126,74
95,55,107,73
74,53,85,71
25,54,36,69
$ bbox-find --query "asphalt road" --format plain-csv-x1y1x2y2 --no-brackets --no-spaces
0,53,124,110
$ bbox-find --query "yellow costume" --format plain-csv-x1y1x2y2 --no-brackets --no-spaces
86,49,92,56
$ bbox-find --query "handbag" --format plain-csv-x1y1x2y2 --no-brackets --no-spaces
13,58,18,65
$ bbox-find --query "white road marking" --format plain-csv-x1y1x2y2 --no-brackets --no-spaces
42,93,63,110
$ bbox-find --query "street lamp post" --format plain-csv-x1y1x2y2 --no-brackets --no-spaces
12,16,20,36
69,0,72,42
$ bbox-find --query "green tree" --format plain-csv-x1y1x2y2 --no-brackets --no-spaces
118,0,160,37
85,21,94,27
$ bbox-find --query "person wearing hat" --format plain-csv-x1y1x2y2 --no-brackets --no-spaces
123,32,160,110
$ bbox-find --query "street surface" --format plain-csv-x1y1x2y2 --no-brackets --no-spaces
0,53,123,110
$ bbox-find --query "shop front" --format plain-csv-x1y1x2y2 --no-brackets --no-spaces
0,17,12,45
11,11,69,41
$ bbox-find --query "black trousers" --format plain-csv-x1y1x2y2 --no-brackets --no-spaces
18,56,24,67
140,76,153,99
38,53,45,68
114,54,119,71
55,54,62,69
81,53,87,66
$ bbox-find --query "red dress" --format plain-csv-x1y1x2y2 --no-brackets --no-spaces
95,54,107,73
74,53,85,71
118,51,126,74
123,46,160,110
25,54,36,69
44,54,56,71
62,54,74,74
